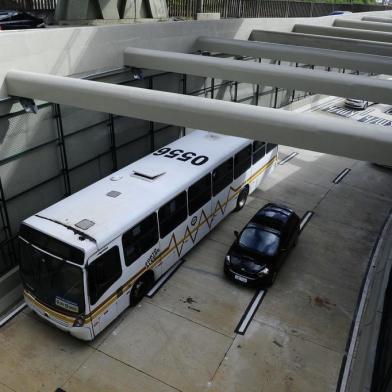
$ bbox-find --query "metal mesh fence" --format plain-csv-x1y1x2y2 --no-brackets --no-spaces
167,0,392,19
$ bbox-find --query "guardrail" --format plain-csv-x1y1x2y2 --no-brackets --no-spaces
1,0,56,11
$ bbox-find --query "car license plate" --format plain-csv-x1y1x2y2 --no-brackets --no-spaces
234,274,247,283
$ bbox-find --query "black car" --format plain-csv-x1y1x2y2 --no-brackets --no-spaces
0,11,44,30
224,203,300,287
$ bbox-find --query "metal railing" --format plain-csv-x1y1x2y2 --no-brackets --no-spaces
0,0,56,11
168,0,392,19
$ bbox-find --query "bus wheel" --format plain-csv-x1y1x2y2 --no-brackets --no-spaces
235,186,249,211
129,273,154,307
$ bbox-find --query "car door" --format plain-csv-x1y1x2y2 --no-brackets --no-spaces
277,227,291,269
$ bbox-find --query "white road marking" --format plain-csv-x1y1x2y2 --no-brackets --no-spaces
278,152,298,165
300,211,314,232
0,302,27,328
333,168,351,184
236,289,266,335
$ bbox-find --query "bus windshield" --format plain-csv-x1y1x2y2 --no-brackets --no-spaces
19,239,85,314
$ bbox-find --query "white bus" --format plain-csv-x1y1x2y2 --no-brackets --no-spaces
19,130,278,340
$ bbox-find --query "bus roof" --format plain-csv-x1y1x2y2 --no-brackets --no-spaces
23,130,251,257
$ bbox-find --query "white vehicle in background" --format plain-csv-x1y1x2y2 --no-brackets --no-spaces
345,99,369,110
18,130,278,340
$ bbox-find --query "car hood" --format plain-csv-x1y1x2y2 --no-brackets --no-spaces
229,243,273,271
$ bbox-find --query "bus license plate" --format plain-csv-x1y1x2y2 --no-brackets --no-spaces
234,275,247,283
55,297,79,313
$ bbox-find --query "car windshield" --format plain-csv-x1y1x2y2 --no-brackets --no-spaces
255,210,288,231
239,227,280,257
19,239,85,314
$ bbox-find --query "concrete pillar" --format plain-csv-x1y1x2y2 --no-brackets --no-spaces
250,30,392,57
148,0,169,19
97,0,120,19
293,24,392,44
123,0,149,18
334,19,392,33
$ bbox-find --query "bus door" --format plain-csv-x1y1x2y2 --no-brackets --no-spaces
120,212,161,305
158,191,189,274
87,246,123,335
187,173,213,246
211,158,234,229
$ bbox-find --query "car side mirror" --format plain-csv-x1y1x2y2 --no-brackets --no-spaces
234,230,239,240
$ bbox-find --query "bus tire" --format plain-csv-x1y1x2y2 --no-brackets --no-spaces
235,186,249,211
129,272,154,307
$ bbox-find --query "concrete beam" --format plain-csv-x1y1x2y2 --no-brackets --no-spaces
124,47,392,104
362,17,392,25
334,19,392,33
293,24,392,44
195,36,392,75
5,70,392,166
250,30,392,57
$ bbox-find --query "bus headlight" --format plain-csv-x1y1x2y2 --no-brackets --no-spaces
258,267,269,276
73,315,85,327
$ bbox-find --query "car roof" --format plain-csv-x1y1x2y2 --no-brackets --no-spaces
250,203,294,229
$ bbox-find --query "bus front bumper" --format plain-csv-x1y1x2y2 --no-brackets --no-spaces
24,292,94,341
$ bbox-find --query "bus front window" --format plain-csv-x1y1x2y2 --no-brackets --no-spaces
20,240,85,315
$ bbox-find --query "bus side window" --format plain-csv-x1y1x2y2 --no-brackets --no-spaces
188,174,212,215
266,143,277,153
234,145,252,179
88,247,122,305
252,141,266,164
122,213,159,266
212,158,233,196
158,191,188,238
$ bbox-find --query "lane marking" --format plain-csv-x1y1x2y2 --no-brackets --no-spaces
146,258,186,298
235,288,266,335
300,211,314,232
0,302,27,328
333,168,351,184
279,152,298,165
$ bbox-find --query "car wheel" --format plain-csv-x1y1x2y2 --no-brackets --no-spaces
129,274,153,307
235,186,249,211
363,103,368,110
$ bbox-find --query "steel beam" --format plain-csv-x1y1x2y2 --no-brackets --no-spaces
293,24,392,44
334,19,392,33
5,70,392,166
250,30,392,57
124,47,392,104
195,36,392,75
362,17,392,25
